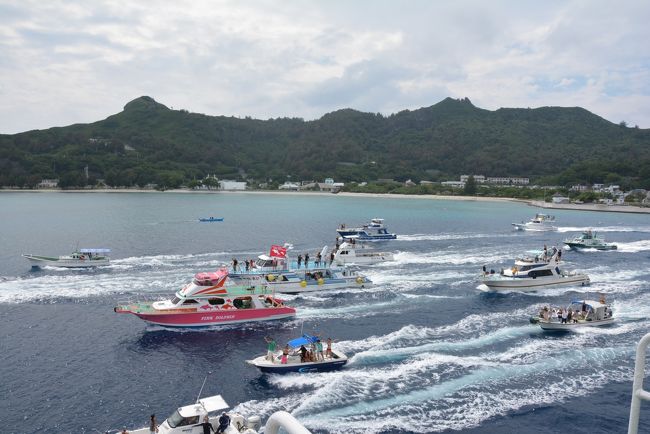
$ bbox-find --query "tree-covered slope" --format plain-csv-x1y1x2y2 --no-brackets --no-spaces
1,96,649,188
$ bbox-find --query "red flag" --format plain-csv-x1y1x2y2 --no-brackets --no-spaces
270,244,287,258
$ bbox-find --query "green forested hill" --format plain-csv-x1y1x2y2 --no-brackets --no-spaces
1,96,649,188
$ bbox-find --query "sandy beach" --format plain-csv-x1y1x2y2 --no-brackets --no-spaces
3,188,649,213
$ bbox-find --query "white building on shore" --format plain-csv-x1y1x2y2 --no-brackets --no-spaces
218,180,247,190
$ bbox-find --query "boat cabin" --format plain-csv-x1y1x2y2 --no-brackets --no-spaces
164,395,229,429
255,254,287,269
568,299,611,321
193,269,228,287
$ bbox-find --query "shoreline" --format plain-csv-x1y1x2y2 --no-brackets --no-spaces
2,188,649,214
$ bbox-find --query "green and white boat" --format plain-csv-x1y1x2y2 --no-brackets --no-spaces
22,248,111,268
564,230,617,250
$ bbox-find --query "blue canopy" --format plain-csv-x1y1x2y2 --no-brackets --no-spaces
80,248,111,253
287,334,319,348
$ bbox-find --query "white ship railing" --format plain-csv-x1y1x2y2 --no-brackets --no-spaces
628,332,650,434
265,411,311,434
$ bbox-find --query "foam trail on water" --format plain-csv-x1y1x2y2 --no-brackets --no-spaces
616,239,650,252
349,325,539,365
396,233,513,242
557,225,650,233
298,346,630,420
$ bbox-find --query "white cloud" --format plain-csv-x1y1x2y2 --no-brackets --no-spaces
0,0,648,133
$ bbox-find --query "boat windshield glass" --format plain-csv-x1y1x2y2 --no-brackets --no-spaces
171,296,181,305
167,410,199,428
167,410,184,428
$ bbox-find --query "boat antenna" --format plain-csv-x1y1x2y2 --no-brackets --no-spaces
196,371,212,404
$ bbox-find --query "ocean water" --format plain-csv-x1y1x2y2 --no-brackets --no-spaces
1,192,650,434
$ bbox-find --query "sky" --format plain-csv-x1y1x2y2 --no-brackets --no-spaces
1,0,649,134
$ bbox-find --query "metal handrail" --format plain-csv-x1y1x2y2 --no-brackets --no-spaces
628,332,650,434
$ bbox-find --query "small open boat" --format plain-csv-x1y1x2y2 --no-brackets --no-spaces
247,334,348,374
22,248,111,268
530,298,614,331
199,217,224,222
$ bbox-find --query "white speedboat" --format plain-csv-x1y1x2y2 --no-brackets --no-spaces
333,241,393,265
114,393,311,434
564,230,617,250
22,248,110,268
512,213,557,231
481,247,589,291
530,298,614,331
247,334,348,374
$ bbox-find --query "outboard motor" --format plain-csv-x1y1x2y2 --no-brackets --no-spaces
245,415,262,432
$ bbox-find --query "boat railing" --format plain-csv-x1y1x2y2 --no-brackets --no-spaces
628,332,650,434
264,411,311,434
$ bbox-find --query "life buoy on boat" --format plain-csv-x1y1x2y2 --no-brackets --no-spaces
266,274,276,282
317,278,324,285
300,280,307,288
356,276,364,284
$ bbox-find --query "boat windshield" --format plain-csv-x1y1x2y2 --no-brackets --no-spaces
170,296,181,305
167,410,199,428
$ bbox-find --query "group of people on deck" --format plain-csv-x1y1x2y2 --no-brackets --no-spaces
538,304,601,323
297,251,336,268
232,258,260,273
264,336,334,364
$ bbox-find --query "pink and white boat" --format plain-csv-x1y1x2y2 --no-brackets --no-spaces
114,269,296,328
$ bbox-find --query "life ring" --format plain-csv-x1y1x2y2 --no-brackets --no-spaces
317,278,324,285
300,280,307,288
266,274,276,282
356,276,364,284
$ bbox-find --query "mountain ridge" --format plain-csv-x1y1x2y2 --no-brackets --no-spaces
1,96,648,189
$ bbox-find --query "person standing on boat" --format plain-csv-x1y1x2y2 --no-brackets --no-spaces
304,253,310,268
281,344,290,364
330,251,335,267
216,412,230,434
245,260,250,272
316,339,324,361
264,336,277,361
316,251,322,267
193,415,216,434
326,337,333,358
297,254,303,268
299,345,308,363
149,414,158,433
232,258,238,272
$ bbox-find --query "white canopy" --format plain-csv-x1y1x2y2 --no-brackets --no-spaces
178,395,229,417
80,248,111,253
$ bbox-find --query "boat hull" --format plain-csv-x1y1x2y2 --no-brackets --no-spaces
272,278,371,294
538,318,615,330
117,307,296,328
564,242,617,251
482,275,590,291
22,254,110,268
511,223,557,232
335,253,393,266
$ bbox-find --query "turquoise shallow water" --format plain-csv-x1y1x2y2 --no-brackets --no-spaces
1,192,650,433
